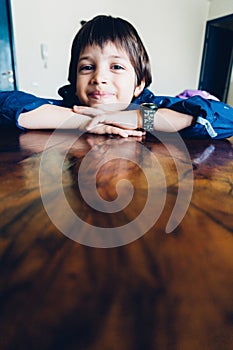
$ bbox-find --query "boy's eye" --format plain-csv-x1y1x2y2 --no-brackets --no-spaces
79,65,94,72
111,64,124,70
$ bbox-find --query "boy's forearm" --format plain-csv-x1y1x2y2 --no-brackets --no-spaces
108,108,194,132
153,108,194,132
86,108,194,133
18,104,91,130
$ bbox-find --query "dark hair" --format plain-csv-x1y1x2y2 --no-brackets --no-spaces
68,15,152,88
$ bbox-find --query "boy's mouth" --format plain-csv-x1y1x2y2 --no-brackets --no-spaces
88,91,115,100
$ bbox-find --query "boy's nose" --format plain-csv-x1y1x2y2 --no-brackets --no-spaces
91,69,108,84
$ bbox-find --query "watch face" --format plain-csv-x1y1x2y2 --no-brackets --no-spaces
140,103,157,133
140,103,158,111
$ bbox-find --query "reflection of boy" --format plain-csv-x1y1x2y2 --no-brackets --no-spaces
0,15,233,139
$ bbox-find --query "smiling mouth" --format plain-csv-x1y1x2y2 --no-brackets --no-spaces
88,91,114,100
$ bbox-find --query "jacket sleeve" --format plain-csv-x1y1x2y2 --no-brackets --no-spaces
151,94,233,139
167,96,233,139
0,91,62,129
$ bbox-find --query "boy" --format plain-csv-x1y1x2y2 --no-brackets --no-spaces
0,15,233,139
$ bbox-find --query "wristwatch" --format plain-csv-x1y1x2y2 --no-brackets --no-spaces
140,103,158,132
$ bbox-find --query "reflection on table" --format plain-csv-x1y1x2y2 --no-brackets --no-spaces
0,129,233,350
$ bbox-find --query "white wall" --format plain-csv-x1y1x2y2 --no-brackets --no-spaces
11,0,210,98
208,0,233,19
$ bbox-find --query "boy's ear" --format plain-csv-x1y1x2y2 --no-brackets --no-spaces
134,79,145,97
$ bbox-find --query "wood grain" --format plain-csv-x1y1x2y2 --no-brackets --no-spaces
0,130,232,350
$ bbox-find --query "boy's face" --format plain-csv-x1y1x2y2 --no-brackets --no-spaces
75,42,144,110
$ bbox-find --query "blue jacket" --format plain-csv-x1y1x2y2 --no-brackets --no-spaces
0,88,233,139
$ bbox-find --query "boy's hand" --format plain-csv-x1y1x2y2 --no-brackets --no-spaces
88,124,144,138
73,105,103,118
73,106,145,137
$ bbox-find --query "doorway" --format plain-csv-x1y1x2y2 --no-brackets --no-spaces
0,0,17,91
198,14,233,104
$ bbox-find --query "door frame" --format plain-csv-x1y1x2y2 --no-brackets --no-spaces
0,0,18,90
198,14,233,103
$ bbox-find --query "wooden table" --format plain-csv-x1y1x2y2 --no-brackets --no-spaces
0,129,233,350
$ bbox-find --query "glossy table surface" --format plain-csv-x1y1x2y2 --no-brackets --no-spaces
0,129,233,350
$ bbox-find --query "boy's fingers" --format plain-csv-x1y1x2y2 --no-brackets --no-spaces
73,105,101,117
86,116,105,130
89,125,145,138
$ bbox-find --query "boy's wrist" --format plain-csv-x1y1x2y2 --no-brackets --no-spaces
140,103,158,132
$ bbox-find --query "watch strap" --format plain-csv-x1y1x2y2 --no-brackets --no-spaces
140,103,158,132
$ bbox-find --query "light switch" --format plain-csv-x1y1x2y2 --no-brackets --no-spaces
41,43,48,68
